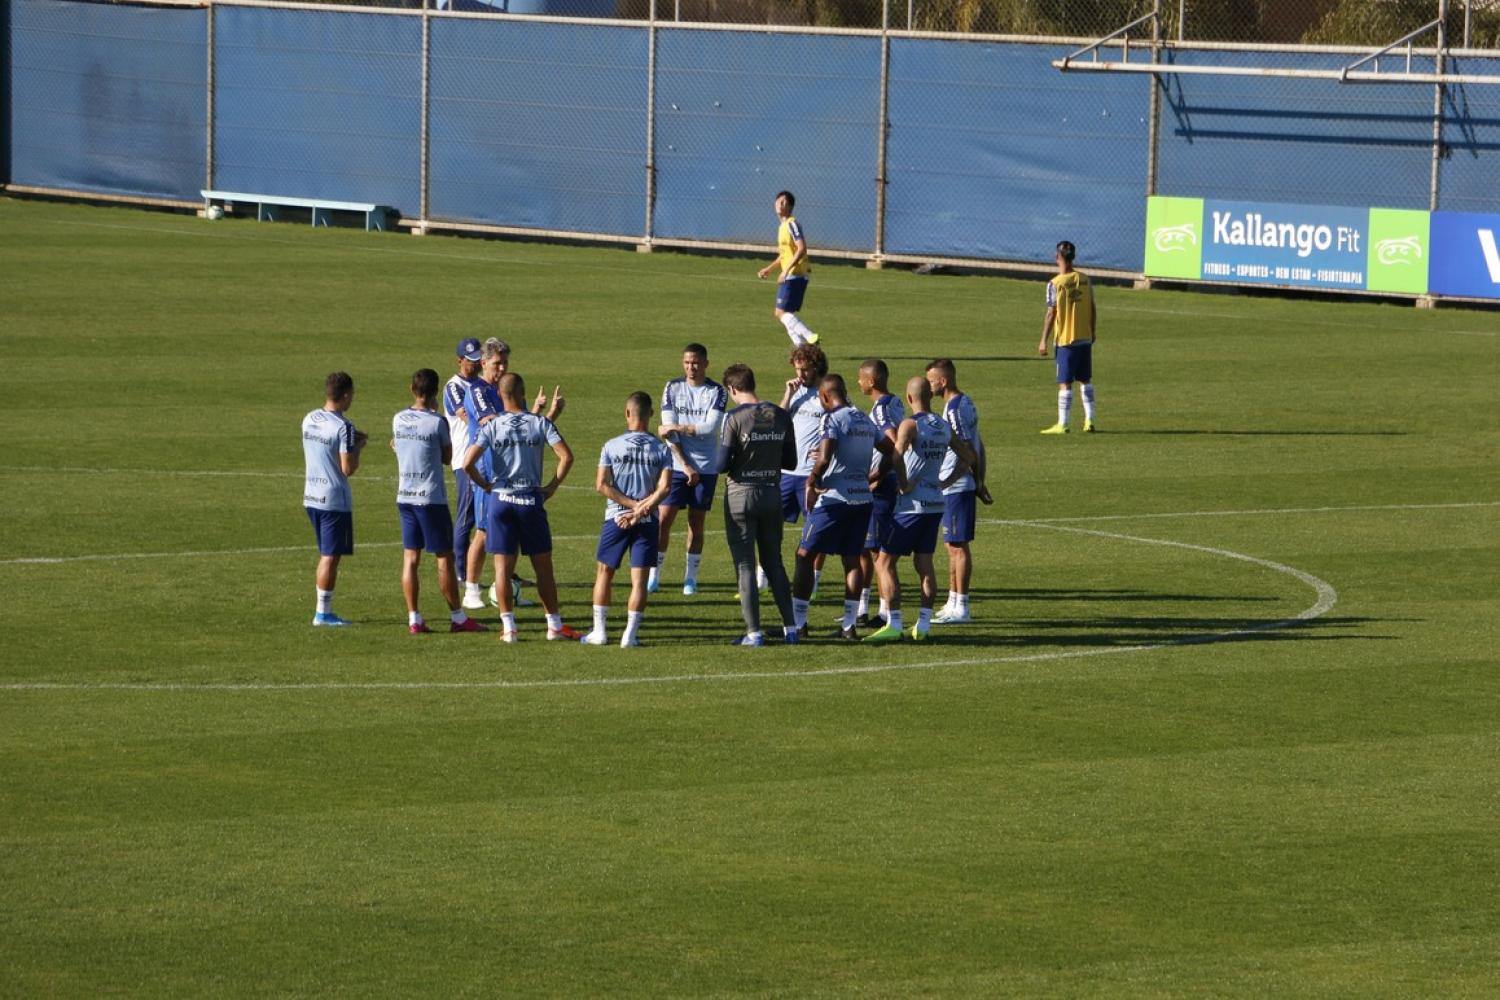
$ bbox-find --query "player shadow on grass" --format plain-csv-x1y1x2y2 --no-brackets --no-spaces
1110,429,1407,437
966,587,1277,603
942,614,1395,648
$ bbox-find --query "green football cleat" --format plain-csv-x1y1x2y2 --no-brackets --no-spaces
1084,420,1097,433
805,332,820,345
1040,423,1069,435
863,624,903,643
909,625,930,641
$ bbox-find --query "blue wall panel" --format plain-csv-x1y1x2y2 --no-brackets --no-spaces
653,30,880,251
213,7,421,212
428,19,648,235
1438,56,1500,215
1157,50,1434,212
885,40,1150,271
7,0,206,200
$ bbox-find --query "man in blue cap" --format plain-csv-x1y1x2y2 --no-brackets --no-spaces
443,337,485,584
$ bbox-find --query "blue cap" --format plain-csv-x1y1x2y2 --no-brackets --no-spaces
457,338,482,362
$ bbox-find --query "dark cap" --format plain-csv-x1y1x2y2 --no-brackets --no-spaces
456,338,482,362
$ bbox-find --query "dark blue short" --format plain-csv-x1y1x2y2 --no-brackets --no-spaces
943,491,977,544
663,470,717,512
864,493,897,551
485,497,553,557
880,511,943,557
780,473,809,523
399,503,454,554
800,501,869,558
306,507,354,557
596,518,659,570
776,275,809,312
1056,342,1093,384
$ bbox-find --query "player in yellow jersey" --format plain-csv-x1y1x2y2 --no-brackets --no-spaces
757,190,820,347
1038,240,1098,433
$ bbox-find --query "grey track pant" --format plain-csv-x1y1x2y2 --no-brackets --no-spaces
724,486,795,634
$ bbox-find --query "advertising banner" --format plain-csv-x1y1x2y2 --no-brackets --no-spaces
1365,208,1430,295
1200,198,1369,290
1428,211,1500,300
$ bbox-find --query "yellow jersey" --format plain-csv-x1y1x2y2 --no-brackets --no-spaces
778,216,810,277
1046,270,1094,346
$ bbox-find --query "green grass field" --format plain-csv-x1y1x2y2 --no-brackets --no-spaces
1,196,1498,996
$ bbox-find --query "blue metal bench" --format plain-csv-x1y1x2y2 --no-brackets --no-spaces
201,190,391,231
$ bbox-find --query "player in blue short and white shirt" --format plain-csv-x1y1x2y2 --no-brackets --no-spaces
582,392,674,648
865,376,979,643
778,342,830,594
393,368,484,635
302,371,366,626
459,340,506,610
925,358,992,625
462,372,578,643
651,343,727,597
791,374,902,641
854,358,905,628
443,338,485,586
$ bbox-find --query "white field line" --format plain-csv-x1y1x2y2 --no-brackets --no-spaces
2,499,1492,568
0,465,594,491
0,523,1339,693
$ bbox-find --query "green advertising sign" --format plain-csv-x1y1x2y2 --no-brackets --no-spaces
1366,207,1431,294
1143,197,1205,280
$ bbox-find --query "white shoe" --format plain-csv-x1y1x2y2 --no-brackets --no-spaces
499,630,518,644
932,607,971,625
682,579,698,596
579,630,608,646
462,590,487,611
619,636,641,648
756,568,770,591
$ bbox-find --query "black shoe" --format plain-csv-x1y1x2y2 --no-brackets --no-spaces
864,615,886,630
839,627,859,641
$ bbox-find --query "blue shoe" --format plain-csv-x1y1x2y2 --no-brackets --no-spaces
312,612,351,627
646,574,660,594
783,627,801,645
731,633,765,647
682,579,698,596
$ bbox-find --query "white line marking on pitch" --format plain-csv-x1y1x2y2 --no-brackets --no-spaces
1,500,1492,567
0,523,1338,693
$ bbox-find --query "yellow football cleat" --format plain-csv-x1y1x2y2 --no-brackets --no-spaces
804,332,820,345
909,626,929,641
1084,420,1097,433
1040,423,1069,435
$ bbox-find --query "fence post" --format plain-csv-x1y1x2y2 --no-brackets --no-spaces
418,0,431,232
1430,0,1447,213
641,0,657,251
1146,2,1161,200
872,0,890,267
205,1,215,202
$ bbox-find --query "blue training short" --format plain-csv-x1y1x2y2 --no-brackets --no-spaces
781,474,809,523
800,500,870,558
596,518,659,570
472,486,491,528
452,468,475,577
306,507,354,557
486,497,553,557
776,275,809,313
399,502,454,554
864,492,898,551
943,491,977,545
1056,342,1093,384
880,511,944,557
663,471,717,512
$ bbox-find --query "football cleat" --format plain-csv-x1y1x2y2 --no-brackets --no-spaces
909,625,930,641
730,633,765,647
312,612,351,627
578,630,609,646
450,618,487,633
408,622,432,635
682,579,698,596
547,624,583,641
461,591,487,611
783,627,801,645
1040,423,1069,435
1084,420,1097,433
499,630,519,644
646,574,660,594
619,636,642,648
932,607,971,625
804,332,820,345
838,627,859,642
863,624,903,643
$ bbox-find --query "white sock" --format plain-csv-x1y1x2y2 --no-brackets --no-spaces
1082,383,1096,422
917,607,933,631
450,609,468,624
942,592,956,612
316,589,334,614
685,553,702,583
887,608,903,631
956,593,970,612
592,604,608,636
546,612,562,632
622,611,644,645
857,588,870,617
878,598,890,620
465,582,481,600
408,611,422,627
842,600,857,631
649,552,665,584
812,569,823,592
1058,387,1072,426
793,598,810,629
756,565,769,590
778,313,806,346
786,313,815,342
500,611,517,633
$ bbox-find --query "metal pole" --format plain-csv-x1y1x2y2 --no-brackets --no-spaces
907,0,912,31
1464,0,1472,48
1146,2,1161,198
874,0,890,260
1177,0,1184,41
205,1,215,195
644,0,657,243
419,0,431,227
1430,0,1447,212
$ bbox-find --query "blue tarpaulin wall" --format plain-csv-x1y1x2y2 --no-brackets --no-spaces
6,0,1499,272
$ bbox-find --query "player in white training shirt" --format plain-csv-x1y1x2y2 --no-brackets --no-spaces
651,343,726,596
302,371,366,626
